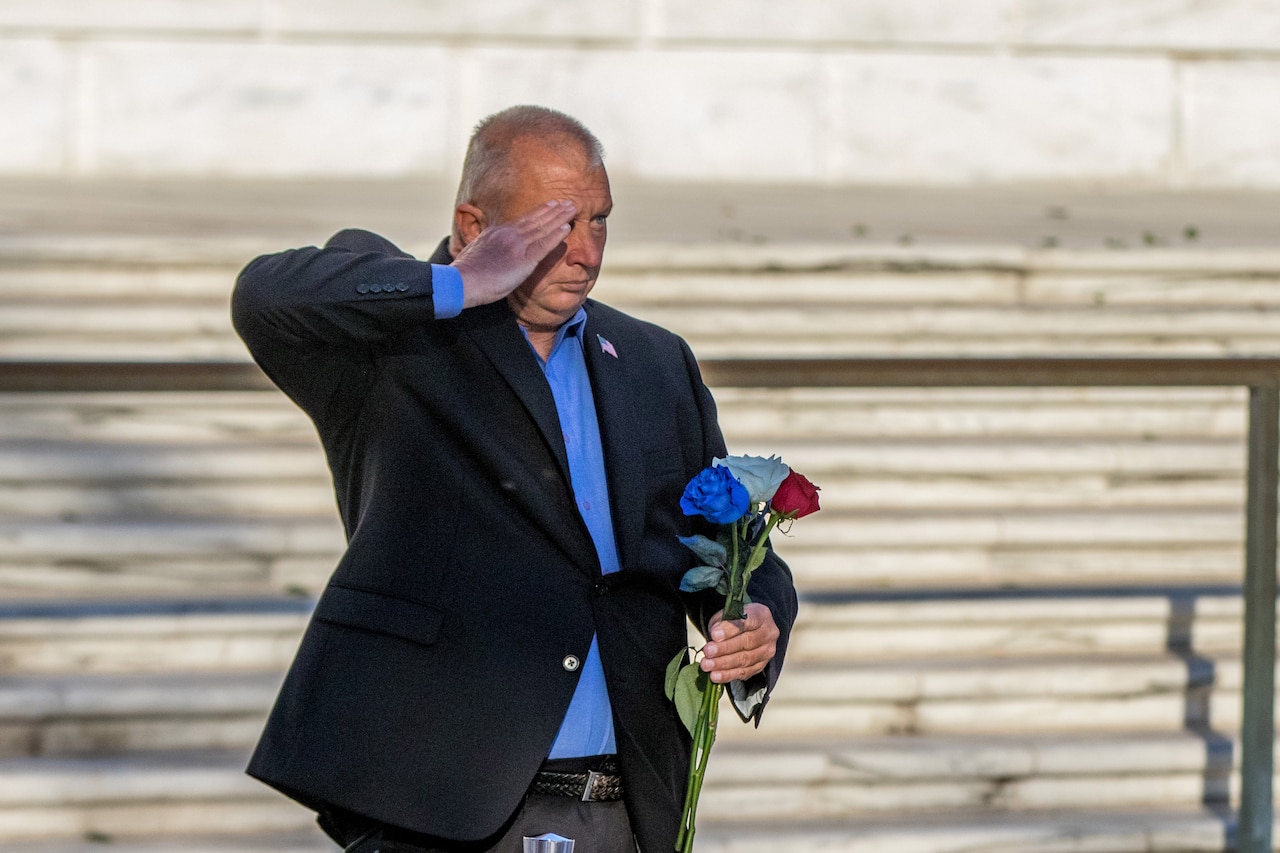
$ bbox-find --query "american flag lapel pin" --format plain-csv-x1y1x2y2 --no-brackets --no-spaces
597,334,618,359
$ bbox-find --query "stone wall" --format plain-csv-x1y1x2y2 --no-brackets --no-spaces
2,0,1279,187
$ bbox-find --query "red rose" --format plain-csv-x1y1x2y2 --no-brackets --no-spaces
771,470,820,518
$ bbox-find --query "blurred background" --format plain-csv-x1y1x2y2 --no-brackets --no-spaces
2,2,1280,851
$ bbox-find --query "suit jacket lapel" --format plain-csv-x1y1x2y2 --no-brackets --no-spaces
460,303,574,488
456,302,605,579
429,240,575,490
583,308,646,570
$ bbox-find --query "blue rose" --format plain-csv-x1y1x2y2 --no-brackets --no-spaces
680,466,750,525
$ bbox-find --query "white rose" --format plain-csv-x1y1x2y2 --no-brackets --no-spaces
712,454,790,505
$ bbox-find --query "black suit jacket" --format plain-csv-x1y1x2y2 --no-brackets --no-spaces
231,231,797,852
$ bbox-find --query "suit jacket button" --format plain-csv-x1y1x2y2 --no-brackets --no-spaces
370,284,383,293
396,282,409,292
356,284,369,294
562,655,580,672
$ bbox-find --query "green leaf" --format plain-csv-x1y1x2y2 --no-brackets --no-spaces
665,647,689,701
674,663,708,736
715,576,729,596
678,535,727,568
681,565,726,593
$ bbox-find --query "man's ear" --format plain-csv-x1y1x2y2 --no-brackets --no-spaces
454,204,487,247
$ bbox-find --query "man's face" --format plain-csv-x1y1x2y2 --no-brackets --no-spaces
493,139,613,332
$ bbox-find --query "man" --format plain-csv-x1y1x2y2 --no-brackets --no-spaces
232,105,797,853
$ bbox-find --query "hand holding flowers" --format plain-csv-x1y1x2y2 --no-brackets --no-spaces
667,454,819,852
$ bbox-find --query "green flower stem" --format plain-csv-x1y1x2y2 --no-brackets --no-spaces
676,510,786,852
726,518,743,619
676,680,709,847
676,678,722,853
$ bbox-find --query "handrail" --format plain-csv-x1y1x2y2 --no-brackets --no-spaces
2,356,1277,849
3,357,1280,392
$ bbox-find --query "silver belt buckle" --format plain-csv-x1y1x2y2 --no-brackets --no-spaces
581,769,600,802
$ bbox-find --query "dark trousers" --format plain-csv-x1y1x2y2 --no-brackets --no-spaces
334,758,636,853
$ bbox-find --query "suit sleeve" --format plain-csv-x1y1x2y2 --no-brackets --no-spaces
230,232,445,429
678,338,799,727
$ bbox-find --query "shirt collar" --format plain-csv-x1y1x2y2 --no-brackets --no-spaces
521,306,588,361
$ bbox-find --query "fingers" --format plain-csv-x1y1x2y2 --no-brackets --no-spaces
451,200,577,309
700,603,779,684
521,200,576,259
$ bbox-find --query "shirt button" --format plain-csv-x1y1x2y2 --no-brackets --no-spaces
581,500,591,511
562,655,580,672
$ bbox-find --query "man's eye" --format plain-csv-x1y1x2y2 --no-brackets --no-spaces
592,215,609,226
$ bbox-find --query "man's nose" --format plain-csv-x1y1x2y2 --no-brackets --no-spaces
564,225,604,268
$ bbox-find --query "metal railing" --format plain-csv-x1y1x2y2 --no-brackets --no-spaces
5,356,1280,847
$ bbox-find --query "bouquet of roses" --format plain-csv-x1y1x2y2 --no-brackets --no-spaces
666,454,820,852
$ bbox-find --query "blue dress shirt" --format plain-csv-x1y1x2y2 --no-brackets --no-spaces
430,265,464,319
433,267,617,756
523,308,620,758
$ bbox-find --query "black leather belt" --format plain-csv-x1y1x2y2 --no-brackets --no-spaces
530,757,624,802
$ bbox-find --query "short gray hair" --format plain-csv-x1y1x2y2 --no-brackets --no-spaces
453,105,604,222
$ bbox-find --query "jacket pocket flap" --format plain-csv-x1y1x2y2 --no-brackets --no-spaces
315,586,443,647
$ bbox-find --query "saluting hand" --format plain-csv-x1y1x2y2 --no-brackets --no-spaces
700,603,780,684
451,200,577,310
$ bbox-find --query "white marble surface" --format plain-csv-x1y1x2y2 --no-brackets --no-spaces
1018,0,1280,51
0,39,69,173
265,0,641,39
0,0,262,33
82,41,453,176
0,0,1278,189
655,0,1016,45
1182,61,1280,188
462,48,823,181
831,54,1176,184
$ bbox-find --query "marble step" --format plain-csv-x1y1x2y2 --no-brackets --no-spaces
0,510,1260,595
17,832,330,853
1,590,1266,674
789,593,1258,660
8,249,1280,308
9,323,1280,362
0,653,1246,757
0,509,1246,558
0,448,1239,514
702,733,1241,818
0,603,308,675
5,294,1280,360
0,517,342,594
0,473,1244,521
0,751,312,842
0,437,1247,482
0,388,1248,444
689,810,1247,853
718,386,1248,441
741,659,1231,740
5,245,1279,302
788,543,1248,590
0,439,1247,517
8,811,1250,853
0,672,279,758
0,735,1259,842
